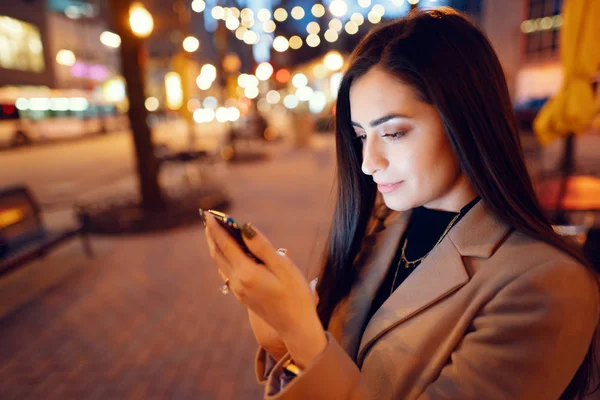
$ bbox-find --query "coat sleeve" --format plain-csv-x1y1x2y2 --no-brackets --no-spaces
263,332,369,399
262,261,598,400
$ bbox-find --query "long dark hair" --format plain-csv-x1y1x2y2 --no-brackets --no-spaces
316,7,598,399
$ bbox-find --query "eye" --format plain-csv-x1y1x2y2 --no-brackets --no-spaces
354,133,367,142
383,131,406,140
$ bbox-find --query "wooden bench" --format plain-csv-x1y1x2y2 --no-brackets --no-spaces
0,186,93,277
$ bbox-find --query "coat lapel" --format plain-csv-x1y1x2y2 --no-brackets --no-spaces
353,201,512,366
332,208,411,361
356,234,468,366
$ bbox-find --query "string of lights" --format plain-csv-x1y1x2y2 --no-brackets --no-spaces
190,0,416,51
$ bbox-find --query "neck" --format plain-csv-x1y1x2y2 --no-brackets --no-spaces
422,173,478,213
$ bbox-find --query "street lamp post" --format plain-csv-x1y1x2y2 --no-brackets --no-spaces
109,0,165,212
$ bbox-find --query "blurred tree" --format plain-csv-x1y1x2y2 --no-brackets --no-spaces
109,0,165,211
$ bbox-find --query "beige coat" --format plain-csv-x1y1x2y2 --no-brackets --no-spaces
256,201,599,399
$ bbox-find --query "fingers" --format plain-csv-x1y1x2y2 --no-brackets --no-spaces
205,212,252,266
240,223,287,272
206,230,234,279
276,248,319,306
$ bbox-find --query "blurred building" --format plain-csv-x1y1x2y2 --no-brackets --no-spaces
0,0,125,105
482,0,564,102
47,0,121,92
0,0,55,88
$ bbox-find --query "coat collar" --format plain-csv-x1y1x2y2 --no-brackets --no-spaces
330,200,512,366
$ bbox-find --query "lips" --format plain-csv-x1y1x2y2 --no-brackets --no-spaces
376,181,403,193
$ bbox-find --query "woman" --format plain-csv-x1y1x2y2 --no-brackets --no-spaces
202,7,599,400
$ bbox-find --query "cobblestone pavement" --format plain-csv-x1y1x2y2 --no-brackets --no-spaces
0,135,337,400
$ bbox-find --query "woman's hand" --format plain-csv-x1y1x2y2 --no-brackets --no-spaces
204,212,327,369
247,277,319,362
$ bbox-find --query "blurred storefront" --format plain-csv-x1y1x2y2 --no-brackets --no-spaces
0,1,55,88
482,0,567,103
1,0,125,107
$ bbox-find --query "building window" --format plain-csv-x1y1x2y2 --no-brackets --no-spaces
0,16,45,73
521,0,563,59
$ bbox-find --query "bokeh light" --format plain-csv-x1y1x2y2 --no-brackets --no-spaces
266,90,281,104
329,18,342,31
244,86,259,99
329,0,348,17
275,69,291,83
324,29,339,43
296,86,314,101
289,35,303,49
211,5,225,20
274,8,288,21
307,21,320,34
203,96,218,109
372,4,385,16
263,20,276,33
345,21,359,35
273,36,290,52
291,6,305,20
225,16,240,30
311,4,325,17
292,73,308,88
191,0,206,13
145,97,159,112
182,36,200,52
368,11,382,24
351,13,365,26
257,8,271,22
309,91,327,113
324,51,344,71
306,33,320,47
255,62,274,81
283,94,299,109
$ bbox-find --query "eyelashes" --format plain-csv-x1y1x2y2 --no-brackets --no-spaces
354,131,407,143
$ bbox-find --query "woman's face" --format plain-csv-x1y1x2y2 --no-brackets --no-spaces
349,66,474,212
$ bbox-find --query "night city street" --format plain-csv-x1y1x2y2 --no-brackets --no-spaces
1,0,599,399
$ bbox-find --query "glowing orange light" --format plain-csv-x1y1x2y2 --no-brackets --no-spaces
275,68,291,83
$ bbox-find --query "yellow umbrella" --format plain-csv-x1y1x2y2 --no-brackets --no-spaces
533,0,600,146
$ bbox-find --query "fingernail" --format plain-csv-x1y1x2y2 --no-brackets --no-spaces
241,223,256,239
198,209,207,228
310,278,318,291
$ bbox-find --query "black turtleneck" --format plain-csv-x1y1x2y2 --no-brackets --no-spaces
367,197,481,322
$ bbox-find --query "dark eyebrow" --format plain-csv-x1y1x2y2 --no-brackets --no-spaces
351,113,410,129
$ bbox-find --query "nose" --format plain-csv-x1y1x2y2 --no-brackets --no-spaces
361,136,388,176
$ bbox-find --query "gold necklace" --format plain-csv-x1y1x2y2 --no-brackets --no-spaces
390,213,461,296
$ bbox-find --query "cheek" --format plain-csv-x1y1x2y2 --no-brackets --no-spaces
402,136,461,194
417,142,461,193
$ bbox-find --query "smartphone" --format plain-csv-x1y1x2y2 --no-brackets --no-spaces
205,209,261,263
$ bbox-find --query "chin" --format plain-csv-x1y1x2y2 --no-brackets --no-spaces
381,193,418,212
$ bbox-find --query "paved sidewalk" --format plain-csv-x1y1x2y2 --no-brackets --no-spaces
0,134,337,400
